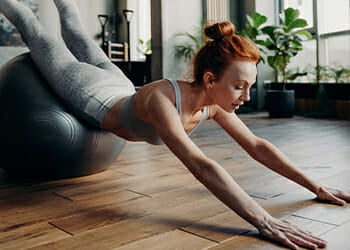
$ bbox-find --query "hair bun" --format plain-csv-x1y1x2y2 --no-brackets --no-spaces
204,21,236,41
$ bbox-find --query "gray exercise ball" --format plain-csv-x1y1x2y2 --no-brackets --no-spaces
0,53,125,180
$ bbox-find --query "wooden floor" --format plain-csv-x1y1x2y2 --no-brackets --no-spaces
1,113,350,250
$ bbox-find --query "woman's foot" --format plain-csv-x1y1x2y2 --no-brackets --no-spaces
0,0,42,45
0,0,34,22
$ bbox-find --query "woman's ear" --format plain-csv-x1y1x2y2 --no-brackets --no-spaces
203,71,215,89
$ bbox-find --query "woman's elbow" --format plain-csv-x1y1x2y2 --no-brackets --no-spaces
249,137,271,160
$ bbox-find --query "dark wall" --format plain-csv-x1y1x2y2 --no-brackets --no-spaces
150,0,163,81
229,0,256,31
109,0,127,43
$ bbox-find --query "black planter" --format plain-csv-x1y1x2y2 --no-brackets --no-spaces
266,90,295,118
270,82,350,100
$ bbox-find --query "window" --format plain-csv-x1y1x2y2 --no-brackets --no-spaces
289,40,317,69
284,0,350,75
321,34,350,67
317,0,350,67
318,0,350,34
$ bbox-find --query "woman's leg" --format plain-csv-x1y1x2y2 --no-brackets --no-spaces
53,0,122,73
0,0,77,69
0,0,135,127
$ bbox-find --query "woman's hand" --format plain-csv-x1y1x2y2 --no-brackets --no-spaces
258,217,327,249
316,186,350,206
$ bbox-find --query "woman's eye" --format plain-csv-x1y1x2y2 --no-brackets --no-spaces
235,86,244,90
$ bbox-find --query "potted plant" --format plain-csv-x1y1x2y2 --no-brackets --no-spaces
240,12,268,63
261,7,312,118
298,65,350,119
137,38,152,57
174,21,205,62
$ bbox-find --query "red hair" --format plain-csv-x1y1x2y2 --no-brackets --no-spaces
192,21,260,84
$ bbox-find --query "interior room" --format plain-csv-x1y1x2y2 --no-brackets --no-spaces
0,0,349,249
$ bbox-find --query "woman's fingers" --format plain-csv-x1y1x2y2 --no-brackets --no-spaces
288,221,327,248
276,233,300,250
261,228,299,250
285,232,318,249
318,189,347,206
330,194,347,206
332,189,350,203
259,219,327,249
289,228,327,249
317,186,350,205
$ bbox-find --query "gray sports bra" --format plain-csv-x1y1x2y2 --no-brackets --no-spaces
118,79,209,145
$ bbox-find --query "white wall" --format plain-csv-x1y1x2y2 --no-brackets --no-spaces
126,0,151,60
39,0,112,45
161,0,203,79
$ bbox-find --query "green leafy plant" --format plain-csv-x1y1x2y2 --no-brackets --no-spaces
174,21,205,62
240,12,268,63
285,67,308,82
315,65,333,83
261,7,312,88
292,65,350,83
137,38,152,55
328,66,350,83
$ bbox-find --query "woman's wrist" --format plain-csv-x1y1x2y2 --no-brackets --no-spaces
306,181,323,196
293,171,323,195
245,207,274,231
253,213,275,232
315,185,328,197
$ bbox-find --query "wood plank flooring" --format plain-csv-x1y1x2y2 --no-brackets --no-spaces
1,112,349,249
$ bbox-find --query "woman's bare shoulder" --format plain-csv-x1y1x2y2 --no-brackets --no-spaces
133,79,176,119
138,79,172,94
137,79,181,104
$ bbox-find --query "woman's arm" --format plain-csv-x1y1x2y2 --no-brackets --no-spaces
145,93,326,249
213,107,350,205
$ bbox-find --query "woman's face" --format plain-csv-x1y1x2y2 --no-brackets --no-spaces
206,61,257,113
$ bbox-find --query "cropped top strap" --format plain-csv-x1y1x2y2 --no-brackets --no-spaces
167,79,209,136
188,106,209,136
118,79,209,145
168,79,182,115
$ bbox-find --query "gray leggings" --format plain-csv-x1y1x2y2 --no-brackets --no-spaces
0,0,135,127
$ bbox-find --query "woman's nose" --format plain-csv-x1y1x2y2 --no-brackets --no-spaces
240,90,250,102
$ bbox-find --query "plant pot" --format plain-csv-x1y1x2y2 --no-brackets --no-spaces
145,53,152,83
271,82,350,100
270,82,318,99
266,89,295,118
335,100,350,120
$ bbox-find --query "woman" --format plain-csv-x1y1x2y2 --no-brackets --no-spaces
1,1,349,249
